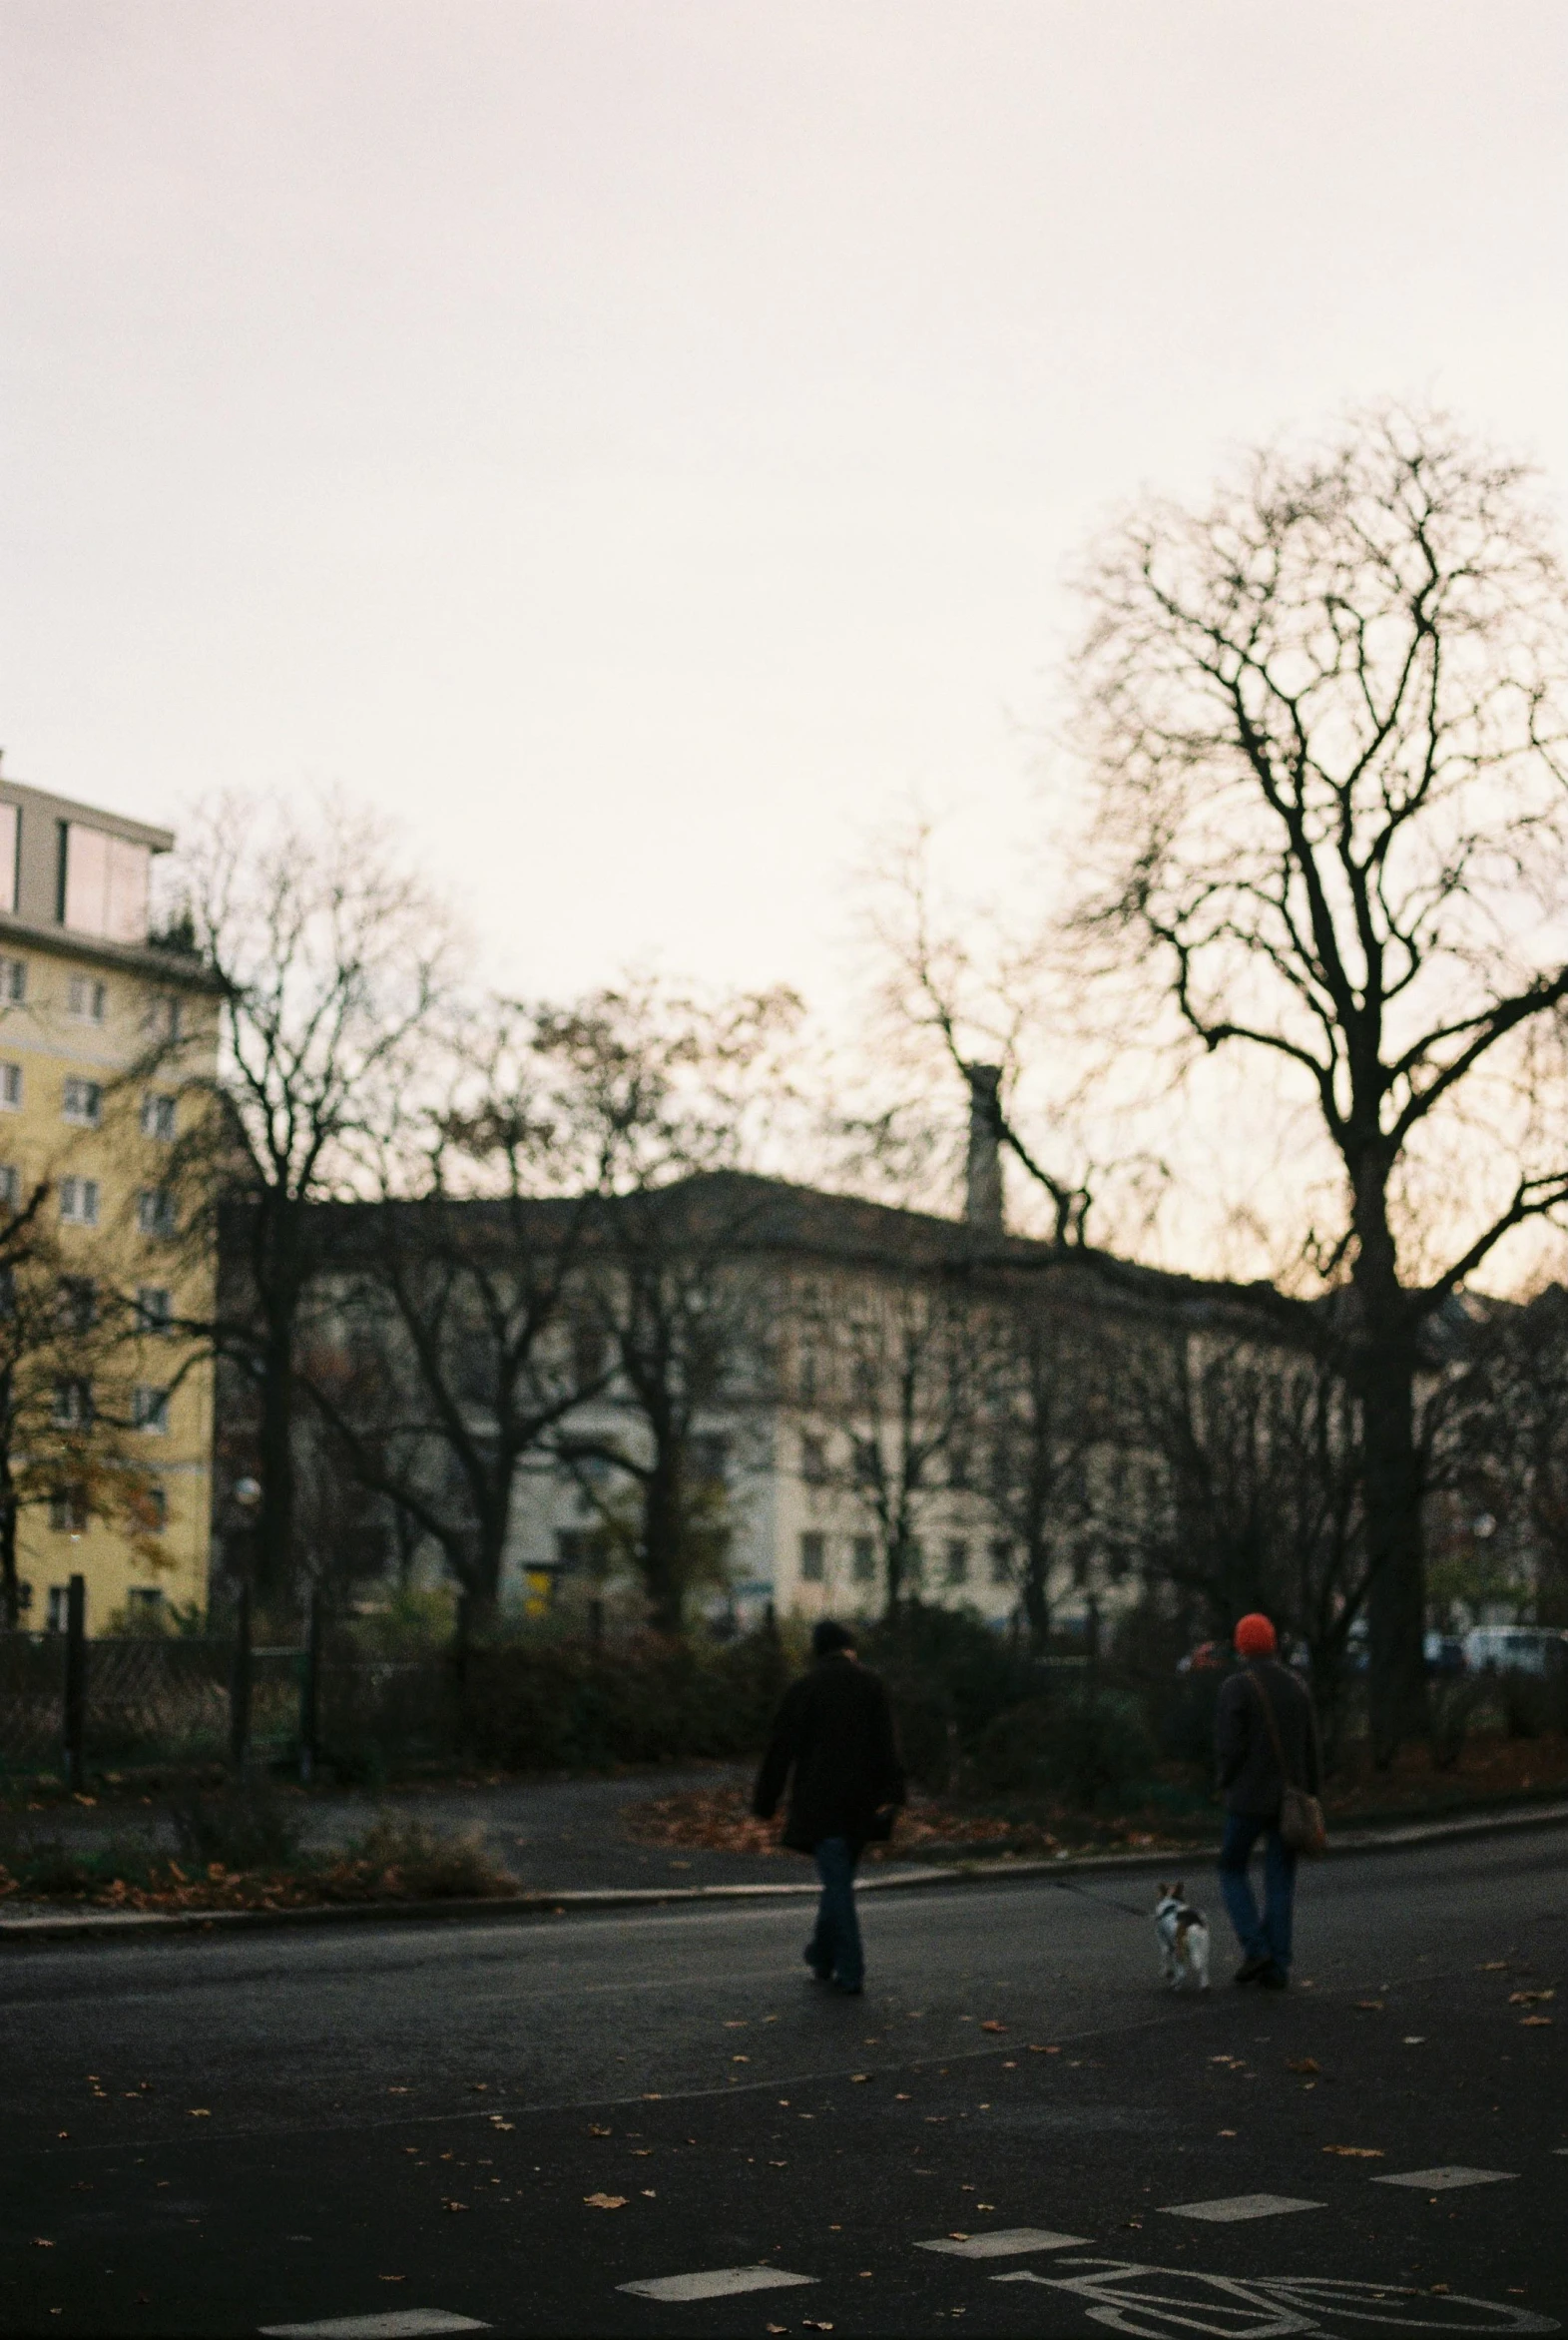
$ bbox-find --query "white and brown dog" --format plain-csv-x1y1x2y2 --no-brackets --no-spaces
1154,1882,1211,1992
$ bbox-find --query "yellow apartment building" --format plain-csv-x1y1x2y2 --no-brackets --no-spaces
0,765,220,1634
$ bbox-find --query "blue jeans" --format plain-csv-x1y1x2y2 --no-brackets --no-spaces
1218,1810,1298,1971
805,1835,863,1989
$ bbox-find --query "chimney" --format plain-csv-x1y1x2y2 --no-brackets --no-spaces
963,1062,1004,1235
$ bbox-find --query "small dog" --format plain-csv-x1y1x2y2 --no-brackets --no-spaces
1154,1881,1211,1992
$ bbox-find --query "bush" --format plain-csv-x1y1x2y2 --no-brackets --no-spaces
458,1627,787,1771
971,1687,1157,1810
348,1818,513,1899
171,1785,303,1871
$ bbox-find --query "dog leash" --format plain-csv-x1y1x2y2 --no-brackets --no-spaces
1047,1875,1159,1922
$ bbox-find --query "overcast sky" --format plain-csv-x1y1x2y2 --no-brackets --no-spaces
3,1,1566,1008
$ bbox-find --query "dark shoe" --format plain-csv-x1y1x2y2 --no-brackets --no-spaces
803,1949,831,1982
1258,1963,1289,1991
1233,1955,1272,1986
831,1981,863,1997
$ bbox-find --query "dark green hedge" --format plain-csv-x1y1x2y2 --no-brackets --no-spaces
457,1631,790,1771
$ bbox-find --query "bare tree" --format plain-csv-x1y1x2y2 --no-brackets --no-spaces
296,1008,609,1624
1067,404,1568,1753
534,982,802,1635
160,793,456,1605
978,1280,1099,1649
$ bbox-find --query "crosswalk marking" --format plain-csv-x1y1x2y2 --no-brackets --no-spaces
916,2229,1089,2259
1373,2166,1518,2191
618,2267,817,2304
1159,2192,1321,2222
260,2315,489,2340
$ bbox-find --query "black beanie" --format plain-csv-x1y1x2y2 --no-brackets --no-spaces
812,1619,855,1658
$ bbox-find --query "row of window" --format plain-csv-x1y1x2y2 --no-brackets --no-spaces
0,1067,179,1138
15,1582,169,1630
797,1531,1015,1588
51,1377,173,1433
44,1177,178,1236
0,951,188,1034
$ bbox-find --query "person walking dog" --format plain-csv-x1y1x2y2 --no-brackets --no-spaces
1216,1612,1324,1990
752,1619,905,1997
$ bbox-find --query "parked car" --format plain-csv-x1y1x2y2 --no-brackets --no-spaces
1423,1632,1467,1676
1461,1625,1568,1677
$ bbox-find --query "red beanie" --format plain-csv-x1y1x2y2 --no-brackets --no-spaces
1235,1612,1277,1657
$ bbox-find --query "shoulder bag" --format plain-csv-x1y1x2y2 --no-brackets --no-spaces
1249,1669,1327,1856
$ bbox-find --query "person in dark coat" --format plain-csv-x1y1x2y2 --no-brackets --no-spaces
752,1619,905,1997
1215,1611,1322,1990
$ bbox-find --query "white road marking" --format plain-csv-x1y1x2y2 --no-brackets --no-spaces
260,2316,489,2340
618,2266,816,2304
1158,2193,1322,2223
916,2228,1089,2259
1373,2165,1518,2190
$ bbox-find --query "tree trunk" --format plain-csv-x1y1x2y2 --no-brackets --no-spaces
1021,1532,1051,1652
1350,1195,1428,1761
256,1308,297,1605
641,1458,686,1635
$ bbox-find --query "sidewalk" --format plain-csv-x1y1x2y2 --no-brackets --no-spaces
4,1770,1566,1946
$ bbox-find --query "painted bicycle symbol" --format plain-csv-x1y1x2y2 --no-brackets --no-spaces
997,2255,1560,2337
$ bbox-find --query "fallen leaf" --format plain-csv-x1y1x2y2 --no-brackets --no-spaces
979,2021,1006,2034
1286,2057,1320,2074
32,2239,54,2249
1479,1961,1508,1972
1218,2129,1237,2137
1509,1989,1556,2005
187,2109,211,2118
723,2021,747,2029
378,2276,406,2284
441,2200,469,2213
850,2073,870,2083
1355,2000,1385,2012
1322,2145,1385,2158
1028,2044,1060,2054
731,2054,750,2063
976,2202,996,2211
948,2231,969,2240
584,2192,627,2209
767,2327,787,2335
894,2092,911,2100
468,2083,488,2092
588,2124,611,2136
1521,2015,1554,2028
1402,2036,1427,2046
489,2119,515,2131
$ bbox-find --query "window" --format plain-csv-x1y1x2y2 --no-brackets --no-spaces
14,1579,32,1614
53,1377,93,1430
851,1356,878,1408
988,1538,1014,1587
0,1166,16,1209
141,1092,177,1142
851,1535,877,1584
47,1582,72,1627
852,1438,879,1488
137,1187,176,1238
127,1586,165,1625
68,974,107,1023
0,956,25,1003
145,994,183,1042
0,1063,20,1111
799,1531,826,1583
136,1285,173,1333
689,1434,729,1486
797,1350,817,1404
133,1386,171,1434
49,1489,89,1536
63,1076,102,1126
132,1482,168,1531
556,1527,609,1571
61,824,150,944
60,1177,101,1227
800,1434,828,1486
944,1539,970,1586
57,1277,96,1334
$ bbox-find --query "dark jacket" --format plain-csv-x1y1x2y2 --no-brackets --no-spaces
753,1652,906,1854
1216,1658,1321,1817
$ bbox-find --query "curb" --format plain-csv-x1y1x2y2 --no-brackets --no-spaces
4,1796,1566,1950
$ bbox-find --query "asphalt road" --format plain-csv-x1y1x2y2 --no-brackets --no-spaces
3,1826,1565,2339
